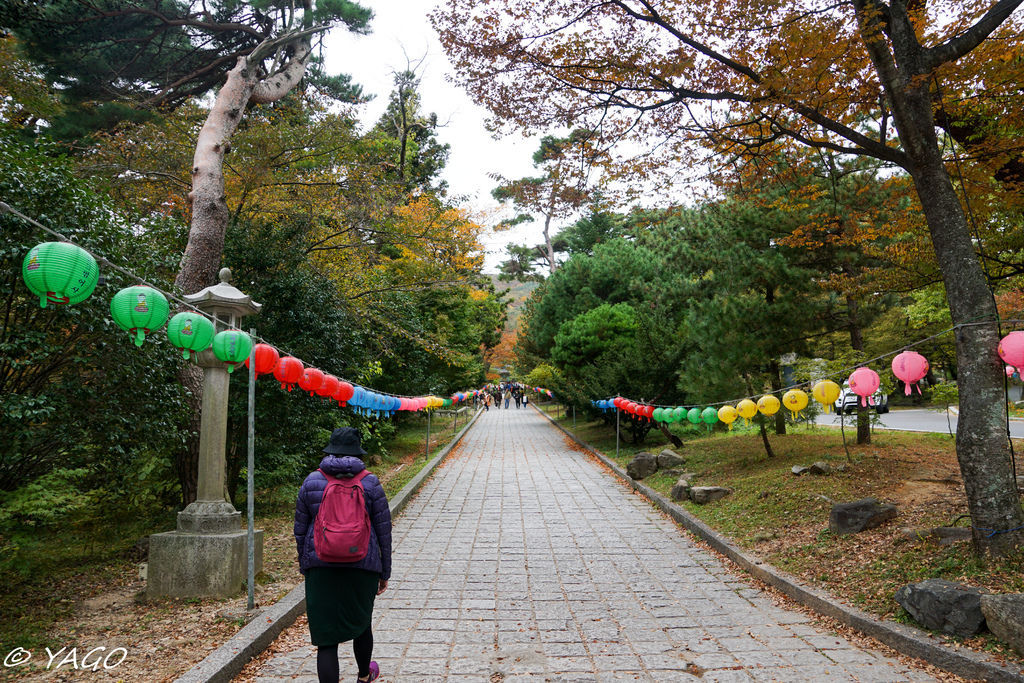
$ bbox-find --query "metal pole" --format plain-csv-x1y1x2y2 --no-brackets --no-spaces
616,408,620,458
572,405,576,428
246,328,256,611
425,410,431,459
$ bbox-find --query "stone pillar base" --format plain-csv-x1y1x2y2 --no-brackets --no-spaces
147,528,263,599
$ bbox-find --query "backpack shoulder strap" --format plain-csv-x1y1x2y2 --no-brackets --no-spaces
317,468,335,481
353,469,371,485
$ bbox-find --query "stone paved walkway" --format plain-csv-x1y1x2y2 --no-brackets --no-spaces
255,405,935,682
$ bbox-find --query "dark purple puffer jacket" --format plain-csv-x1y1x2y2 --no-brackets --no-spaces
294,455,392,580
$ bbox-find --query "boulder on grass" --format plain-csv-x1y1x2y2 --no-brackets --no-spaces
981,594,1024,657
658,449,685,468
829,497,897,535
689,486,733,505
626,452,658,480
808,461,832,475
670,478,691,502
791,465,809,476
894,578,987,637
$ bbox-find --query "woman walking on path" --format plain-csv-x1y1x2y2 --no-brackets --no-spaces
295,427,392,683
503,388,511,409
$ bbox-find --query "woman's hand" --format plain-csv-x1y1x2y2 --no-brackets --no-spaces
377,579,388,595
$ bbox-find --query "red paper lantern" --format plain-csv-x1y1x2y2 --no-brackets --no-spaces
613,396,623,409
644,405,655,419
317,374,340,399
299,367,324,396
244,343,280,377
333,381,355,406
891,351,929,395
848,367,881,407
273,356,303,391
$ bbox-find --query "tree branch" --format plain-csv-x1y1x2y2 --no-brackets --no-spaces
922,0,1024,70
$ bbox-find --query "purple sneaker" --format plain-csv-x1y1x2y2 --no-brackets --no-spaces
359,661,380,682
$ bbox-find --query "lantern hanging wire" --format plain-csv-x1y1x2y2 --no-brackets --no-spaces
0,201,464,403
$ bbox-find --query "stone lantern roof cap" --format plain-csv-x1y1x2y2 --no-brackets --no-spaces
183,267,262,318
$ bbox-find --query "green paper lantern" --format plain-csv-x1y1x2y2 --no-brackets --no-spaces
686,407,702,424
672,406,686,422
110,286,169,346
166,312,215,359
701,406,719,424
653,407,665,422
22,241,100,308
212,329,253,373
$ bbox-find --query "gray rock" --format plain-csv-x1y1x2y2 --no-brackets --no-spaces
981,594,1024,656
898,526,972,546
829,497,897,535
670,478,691,502
1017,475,1024,493
662,468,682,478
933,527,973,546
809,461,832,475
791,465,809,476
626,452,659,480
894,578,988,637
657,449,685,468
689,486,733,505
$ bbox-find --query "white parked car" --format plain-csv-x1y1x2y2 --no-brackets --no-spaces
834,382,889,414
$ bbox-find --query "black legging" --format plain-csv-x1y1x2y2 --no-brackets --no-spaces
317,627,373,682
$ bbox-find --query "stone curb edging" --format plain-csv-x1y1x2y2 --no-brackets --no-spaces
175,407,486,683
532,404,1024,683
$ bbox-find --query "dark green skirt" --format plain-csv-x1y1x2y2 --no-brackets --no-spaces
305,567,379,646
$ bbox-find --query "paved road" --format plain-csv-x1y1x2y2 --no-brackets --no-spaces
255,406,934,682
813,407,1024,438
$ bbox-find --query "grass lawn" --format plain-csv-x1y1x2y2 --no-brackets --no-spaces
0,408,472,681
536,401,1024,664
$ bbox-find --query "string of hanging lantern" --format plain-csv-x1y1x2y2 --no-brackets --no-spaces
590,319,1024,431
4,201,476,418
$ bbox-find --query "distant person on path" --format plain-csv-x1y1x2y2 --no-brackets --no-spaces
522,391,528,407
503,389,511,409
483,392,491,410
294,428,392,683
513,388,522,409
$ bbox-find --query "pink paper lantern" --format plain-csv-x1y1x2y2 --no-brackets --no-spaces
998,331,1024,373
891,351,929,395
848,367,880,406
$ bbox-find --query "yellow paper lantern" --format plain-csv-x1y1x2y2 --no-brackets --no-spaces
757,394,780,416
717,405,738,430
812,380,841,413
736,399,758,424
782,389,809,419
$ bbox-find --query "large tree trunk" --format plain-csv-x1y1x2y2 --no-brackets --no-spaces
172,38,313,505
910,157,1023,555
851,0,1023,555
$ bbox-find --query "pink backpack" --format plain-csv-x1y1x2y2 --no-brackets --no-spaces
313,469,371,563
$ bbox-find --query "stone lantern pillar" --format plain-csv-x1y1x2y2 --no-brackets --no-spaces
147,268,264,598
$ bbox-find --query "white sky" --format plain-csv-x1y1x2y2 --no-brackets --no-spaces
322,2,546,272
